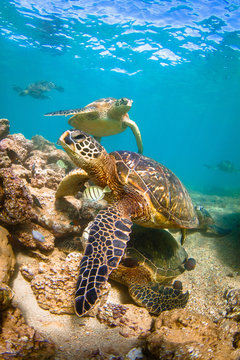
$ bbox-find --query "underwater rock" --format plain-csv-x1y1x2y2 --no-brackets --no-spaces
30,167,65,190
225,289,240,321
0,133,33,163
31,134,57,151
24,150,66,190
146,309,237,360
47,148,74,169
11,223,55,251
34,188,83,237
0,226,15,285
0,306,55,359
0,168,34,225
10,164,31,181
0,150,12,169
20,250,82,314
0,118,10,140
0,226,15,311
97,303,152,338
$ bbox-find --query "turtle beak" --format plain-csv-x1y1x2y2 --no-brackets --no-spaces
59,130,75,150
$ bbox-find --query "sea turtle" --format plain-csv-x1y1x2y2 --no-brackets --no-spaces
45,97,143,153
13,80,64,99
204,160,240,173
56,129,198,317
195,205,231,236
82,226,193,315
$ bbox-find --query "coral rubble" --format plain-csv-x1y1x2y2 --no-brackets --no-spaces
0,307,55,359
146,309,239,359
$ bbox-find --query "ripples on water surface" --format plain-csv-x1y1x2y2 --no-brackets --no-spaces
0,0,240,192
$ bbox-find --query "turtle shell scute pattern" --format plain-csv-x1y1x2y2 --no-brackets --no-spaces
111,151,198,228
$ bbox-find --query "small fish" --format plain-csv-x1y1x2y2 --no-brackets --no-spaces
56,159,68,169
6,149,21,164
32,194,42,208
31,164,36,178
82,185,111,202
32,230,45,243
70,219,80,226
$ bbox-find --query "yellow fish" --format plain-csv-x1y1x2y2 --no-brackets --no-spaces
82,185,111,202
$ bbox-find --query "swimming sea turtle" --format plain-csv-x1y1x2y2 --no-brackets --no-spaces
204,160,240,173
195,205,231,236
13,81,64,99
82,226,193,315
57,129,198,317
45,97,143,153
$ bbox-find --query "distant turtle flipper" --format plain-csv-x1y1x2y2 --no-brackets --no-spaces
204,164,217,170
204,160,240,173
208,224,232,236
55,85,64,92
13,85,23,93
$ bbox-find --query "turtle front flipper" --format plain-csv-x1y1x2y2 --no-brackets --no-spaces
75,204,132,317
129,282,189,316
45,108,84,116
122,118,143,154
55,168,89,198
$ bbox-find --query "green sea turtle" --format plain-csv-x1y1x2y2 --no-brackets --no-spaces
82,226,193,315
195,205,231,236
204,160,240,173
13,81,64,99
45,97,143,153
56,129,198,317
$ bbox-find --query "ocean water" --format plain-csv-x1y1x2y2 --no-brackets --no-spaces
1,0,240,194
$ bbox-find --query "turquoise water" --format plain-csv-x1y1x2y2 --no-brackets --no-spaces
1,0,240,193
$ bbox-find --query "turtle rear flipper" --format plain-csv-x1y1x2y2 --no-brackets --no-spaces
129,282,189,315
75,203,132,317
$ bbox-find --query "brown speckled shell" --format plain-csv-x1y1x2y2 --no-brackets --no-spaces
111,151,198,228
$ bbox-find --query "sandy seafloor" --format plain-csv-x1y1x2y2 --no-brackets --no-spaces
11,188,240,359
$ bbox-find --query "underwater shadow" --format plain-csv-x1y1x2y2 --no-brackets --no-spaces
211,212,240,270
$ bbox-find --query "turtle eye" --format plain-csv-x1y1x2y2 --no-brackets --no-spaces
120,98,128,105
74,134,86,141
64,135,73,145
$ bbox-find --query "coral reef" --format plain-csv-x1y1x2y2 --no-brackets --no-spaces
0,118,240,359
146,309,239,359
225,288,240,321
20,250,82,314
0,226,15,311
97,303,152,338
0,119,10,140
0,168,34,225
0,307,55,359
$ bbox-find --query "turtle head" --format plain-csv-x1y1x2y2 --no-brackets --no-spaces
113,98,133,114
58,130,105,168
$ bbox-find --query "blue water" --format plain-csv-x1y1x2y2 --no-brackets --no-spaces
1,0,240,194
